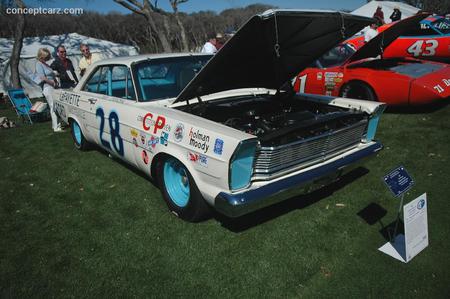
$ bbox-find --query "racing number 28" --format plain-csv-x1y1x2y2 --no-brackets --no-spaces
407,40,438,57
96,107,124,156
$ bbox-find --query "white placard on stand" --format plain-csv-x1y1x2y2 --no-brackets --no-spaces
379,193,428,263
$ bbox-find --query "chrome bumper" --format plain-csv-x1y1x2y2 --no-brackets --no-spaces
214,142,382,218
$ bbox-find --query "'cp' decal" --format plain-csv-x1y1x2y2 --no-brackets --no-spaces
142,113,166,134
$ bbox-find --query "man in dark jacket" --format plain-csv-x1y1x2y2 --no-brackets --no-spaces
50,45,78,88
390,7,402,22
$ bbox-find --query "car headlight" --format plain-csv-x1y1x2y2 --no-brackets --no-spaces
229,139,257,191
365,105,386,142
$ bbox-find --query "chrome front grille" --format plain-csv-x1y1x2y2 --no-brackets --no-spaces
253,119,368,180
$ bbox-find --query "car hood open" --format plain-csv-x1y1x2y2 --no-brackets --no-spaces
347,13,429,63
175,9,373,103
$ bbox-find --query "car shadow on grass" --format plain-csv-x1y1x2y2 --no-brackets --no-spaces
93,145,159,189
215,167,369,233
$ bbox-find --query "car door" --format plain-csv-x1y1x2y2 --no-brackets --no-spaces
80,64,140,167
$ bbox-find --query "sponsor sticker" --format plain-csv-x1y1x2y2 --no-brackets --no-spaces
140,113,167,134
317,72,323,80
140,133,146,145
160,132,169,146
325,72,338,78
214,138,224,155
132,137,138,147
188,151,208,168
174,123,184,142
141,150,149,164
130,128,138,138
148,135,159,149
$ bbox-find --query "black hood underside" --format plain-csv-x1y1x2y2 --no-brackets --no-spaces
176,10,374,103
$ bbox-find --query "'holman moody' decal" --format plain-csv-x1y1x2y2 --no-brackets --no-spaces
189,128,210,153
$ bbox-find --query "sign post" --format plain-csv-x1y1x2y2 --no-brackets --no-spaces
378,166,428,263
382,165,414,242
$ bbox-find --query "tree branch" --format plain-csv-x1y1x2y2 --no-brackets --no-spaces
114,0,145,16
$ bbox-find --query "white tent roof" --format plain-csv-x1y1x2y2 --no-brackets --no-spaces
351,1,420,23
0,33,139,98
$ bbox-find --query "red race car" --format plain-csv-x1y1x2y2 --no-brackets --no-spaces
294,14,450,105
346,15,450,63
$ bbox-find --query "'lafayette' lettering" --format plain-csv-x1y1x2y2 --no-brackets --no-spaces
189,128,210,153
59,92,80,107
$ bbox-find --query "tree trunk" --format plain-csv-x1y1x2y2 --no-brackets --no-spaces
174,12,189,52
144,12,171,53
10,1,26,89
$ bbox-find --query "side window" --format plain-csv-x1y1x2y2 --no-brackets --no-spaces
83,66,109,95
98,68,110,95
82,65,135,100
110,65,135,100
83,67,101,93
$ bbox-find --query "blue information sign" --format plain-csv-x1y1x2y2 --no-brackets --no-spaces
383,166,414,197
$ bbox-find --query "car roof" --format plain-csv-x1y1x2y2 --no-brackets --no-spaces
92,52,211,68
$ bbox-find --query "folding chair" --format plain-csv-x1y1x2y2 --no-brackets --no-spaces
7,89,47,124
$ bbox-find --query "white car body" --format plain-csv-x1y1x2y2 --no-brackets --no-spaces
53,10,386,221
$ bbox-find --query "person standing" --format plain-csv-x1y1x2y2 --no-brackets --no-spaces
215,33,225,50
78,43,101,77
35,48,62,132
373,5,385,25
390,7,402,22
364,22,379,43
201,33,217,54
50,45,78,88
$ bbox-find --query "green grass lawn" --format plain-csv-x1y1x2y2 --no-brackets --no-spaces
1,100,449,298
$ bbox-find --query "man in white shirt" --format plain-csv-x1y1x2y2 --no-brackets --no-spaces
78,43,101,77
201,33,217,54
364,23,379,43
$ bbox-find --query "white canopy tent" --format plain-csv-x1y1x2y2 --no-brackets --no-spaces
351,1,420,22
0,33,139,98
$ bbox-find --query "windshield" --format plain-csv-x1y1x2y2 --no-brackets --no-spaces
317,44,355,68
133,55,212,102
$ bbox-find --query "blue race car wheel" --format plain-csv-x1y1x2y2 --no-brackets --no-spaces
158,156,210,222
71,119,89,150
163,158,190,207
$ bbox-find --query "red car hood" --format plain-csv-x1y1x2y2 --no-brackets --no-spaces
347,13,429,63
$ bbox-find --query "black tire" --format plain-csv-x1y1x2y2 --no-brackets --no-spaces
70,119,89,151
340,82,377,101
157,156,211,222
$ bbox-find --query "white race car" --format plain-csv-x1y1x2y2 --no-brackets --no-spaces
53,10,386,221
